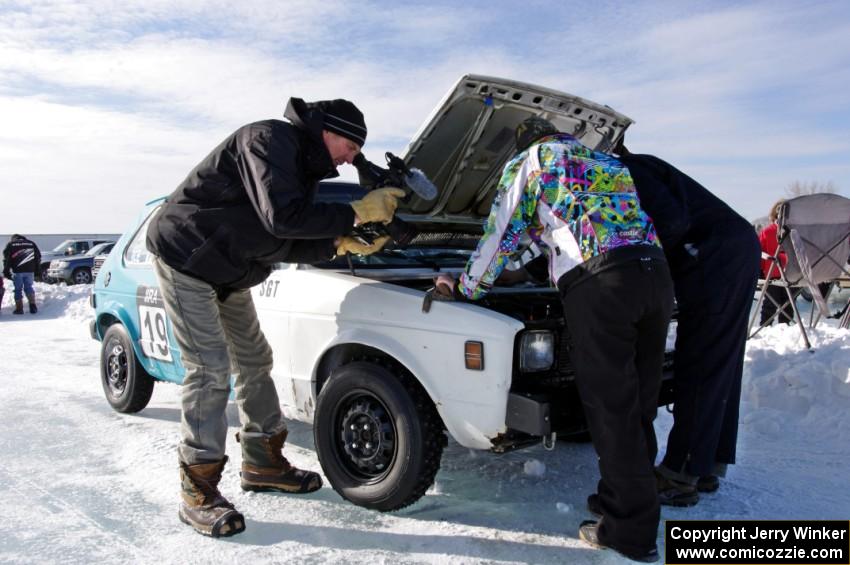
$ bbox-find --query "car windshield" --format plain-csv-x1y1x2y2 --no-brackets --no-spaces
86,243,113,257
50,239,76,253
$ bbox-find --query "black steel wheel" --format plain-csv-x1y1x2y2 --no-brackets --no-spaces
100,324,154,413
338,393,397,480
314,361,446,511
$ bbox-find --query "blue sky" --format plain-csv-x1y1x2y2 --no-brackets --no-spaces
1,0,848,233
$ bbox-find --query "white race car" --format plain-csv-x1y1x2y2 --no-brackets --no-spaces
91,74,675,512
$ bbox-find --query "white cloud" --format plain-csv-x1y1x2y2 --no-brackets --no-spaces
0,0,848,231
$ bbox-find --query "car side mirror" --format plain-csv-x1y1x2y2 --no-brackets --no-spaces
65,247,74,256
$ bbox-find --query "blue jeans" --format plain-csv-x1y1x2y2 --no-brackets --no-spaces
13,272,34,301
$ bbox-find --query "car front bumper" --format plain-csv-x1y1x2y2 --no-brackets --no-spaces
47,267,73,281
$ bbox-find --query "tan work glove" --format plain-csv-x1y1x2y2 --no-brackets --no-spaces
350,187,406,224
336,235,390,257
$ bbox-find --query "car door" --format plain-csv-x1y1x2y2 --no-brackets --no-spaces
252,263,300,413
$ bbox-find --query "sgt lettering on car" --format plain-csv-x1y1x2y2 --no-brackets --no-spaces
136,286,172,362
258,279,280,298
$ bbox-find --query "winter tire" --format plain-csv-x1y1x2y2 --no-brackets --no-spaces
40,265,54,284
314,361,446,512
100,323,155,413
71,267,92,285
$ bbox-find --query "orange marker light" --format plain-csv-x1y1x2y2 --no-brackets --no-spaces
465,341,484,370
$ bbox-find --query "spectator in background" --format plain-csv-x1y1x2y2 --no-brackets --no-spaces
3,234,41,314
758,199,793,325
0,275,5,315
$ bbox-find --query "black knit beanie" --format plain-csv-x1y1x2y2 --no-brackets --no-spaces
318,99,367,146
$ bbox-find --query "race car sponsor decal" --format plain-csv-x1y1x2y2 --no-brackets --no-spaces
257,278,280,298
136,286,173,362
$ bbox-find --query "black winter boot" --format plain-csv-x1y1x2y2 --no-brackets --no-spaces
13,299,23,315
656,470,699,507
26,292,37,314
238,429,322,494
697,475,720,493
179,456,245,538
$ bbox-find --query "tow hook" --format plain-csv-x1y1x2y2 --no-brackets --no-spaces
542,432,557,451
422,288,434,313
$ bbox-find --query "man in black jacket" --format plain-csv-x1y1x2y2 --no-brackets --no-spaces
147,97,403,538
616,145,760,507
3,234,41,314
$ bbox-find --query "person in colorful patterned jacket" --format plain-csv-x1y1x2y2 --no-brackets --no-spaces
436,117,673,563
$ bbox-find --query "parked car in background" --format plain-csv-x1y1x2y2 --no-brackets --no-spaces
91,75,676,513
48,241,115,285
39,238,113,283
91,247,116,280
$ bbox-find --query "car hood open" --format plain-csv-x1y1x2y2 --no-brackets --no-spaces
394,74,633,227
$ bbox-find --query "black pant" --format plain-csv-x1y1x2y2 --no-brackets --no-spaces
560,253,674,555
663,229,760,477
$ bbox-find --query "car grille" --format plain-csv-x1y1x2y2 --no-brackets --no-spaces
92,257,106,278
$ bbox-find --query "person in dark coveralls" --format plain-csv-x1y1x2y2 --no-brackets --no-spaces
437,118,673,562
616,143,760,507
146,97,404,538
3,234,41,314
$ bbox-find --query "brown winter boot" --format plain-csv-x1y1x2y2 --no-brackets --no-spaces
179,456,245,538
13,299,24,315
26,292,37,314
238,429,323,494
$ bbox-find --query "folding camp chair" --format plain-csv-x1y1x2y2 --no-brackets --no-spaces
749,193,850,348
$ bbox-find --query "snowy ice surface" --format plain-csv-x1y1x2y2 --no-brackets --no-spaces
1,283,848,564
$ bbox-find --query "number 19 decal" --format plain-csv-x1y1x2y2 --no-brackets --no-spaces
139,305,172,361
136,285,173,362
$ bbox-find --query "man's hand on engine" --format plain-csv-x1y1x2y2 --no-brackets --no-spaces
336,235,391,257
350,187,405,224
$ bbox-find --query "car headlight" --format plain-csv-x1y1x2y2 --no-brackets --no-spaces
519,330,554,372
52,261,68,268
